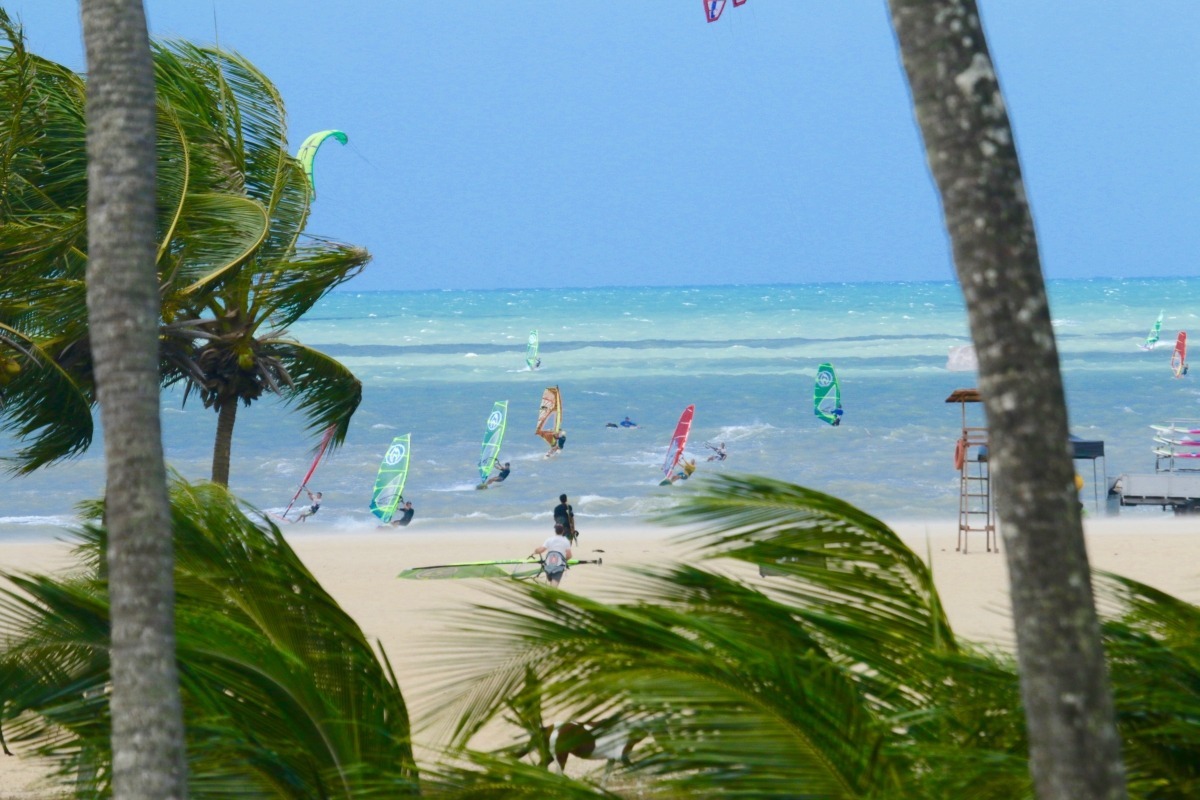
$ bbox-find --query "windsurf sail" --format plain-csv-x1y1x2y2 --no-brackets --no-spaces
535,386,562,448
368,434,411,523
478,400,509,483
526,330,540,370
1172,332,1188,378
661,405,695,479
1140,310,1164,350
814,362,843,426
1151,424,1200,435
398,557,601,581
282,424,337,518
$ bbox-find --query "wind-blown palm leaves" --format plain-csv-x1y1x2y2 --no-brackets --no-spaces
427,475,1200,797
0,16,366,480
0,479,418,796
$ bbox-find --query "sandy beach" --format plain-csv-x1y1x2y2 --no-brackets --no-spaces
1,515,1198,796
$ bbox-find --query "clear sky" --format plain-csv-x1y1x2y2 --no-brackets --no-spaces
7,2,1199,291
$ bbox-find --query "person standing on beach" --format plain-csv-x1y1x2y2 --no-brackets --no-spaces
295,490,322,522
553,493,577,543
532,523,573,587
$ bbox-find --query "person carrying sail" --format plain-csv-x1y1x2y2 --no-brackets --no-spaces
553,493,577,543
532,523,573,587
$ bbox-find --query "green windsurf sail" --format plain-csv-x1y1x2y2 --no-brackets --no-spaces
368,434,410,523
814,362,843,426
398,557,601,580
526,329,540,370
478,400,509,484
1140,310,1164,350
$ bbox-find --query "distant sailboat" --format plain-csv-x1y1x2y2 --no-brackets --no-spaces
1139,310,1164,350
813,363,843,426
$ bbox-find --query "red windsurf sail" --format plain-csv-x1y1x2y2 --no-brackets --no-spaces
662,405,696,479
283,424,337,517
1172,331,1188,378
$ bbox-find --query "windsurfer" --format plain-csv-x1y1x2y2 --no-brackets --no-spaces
294,490,322,522
667,459,697,484
485,462,512,487
555,430,567,452
532,523,573,587
553,494,577,543
705,442,727,461
389,501,415,527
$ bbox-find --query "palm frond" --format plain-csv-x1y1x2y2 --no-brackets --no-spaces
0,478,419,796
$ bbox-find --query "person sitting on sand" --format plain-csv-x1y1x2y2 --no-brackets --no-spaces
390,501,415,527
295,489,322,522
485,462,512,487
532,523,573,587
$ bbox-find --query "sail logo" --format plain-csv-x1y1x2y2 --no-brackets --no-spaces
384,444,406,465
487,410,503,431
816,370,834,387
528,332,537,345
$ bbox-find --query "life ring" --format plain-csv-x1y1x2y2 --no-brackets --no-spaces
953,437,966,470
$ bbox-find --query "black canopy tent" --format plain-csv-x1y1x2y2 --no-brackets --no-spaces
1070,435,1105,511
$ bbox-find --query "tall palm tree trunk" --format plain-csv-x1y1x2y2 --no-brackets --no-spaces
80,0,187,797
211,401,237,486
886,2,1126,798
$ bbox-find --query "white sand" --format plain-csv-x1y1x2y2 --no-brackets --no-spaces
1,515,1198,796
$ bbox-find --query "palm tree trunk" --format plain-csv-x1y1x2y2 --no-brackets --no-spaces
212,401,237,486
80,1,187,797
886,2,1126,798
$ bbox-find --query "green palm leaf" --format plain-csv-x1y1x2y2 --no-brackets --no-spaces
0,479,419,796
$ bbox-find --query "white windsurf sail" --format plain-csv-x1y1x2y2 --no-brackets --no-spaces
525,330,540,370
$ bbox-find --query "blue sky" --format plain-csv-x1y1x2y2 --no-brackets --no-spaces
8,2,1199,291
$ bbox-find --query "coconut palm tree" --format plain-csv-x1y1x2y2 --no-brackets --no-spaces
79,1,185,797
0,479,419,796
885,2,1126,796
0,21,366,484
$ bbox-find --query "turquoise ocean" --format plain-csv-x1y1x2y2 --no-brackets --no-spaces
2,278,1197,539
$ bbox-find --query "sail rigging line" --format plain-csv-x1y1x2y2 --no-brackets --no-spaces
282,424,337,518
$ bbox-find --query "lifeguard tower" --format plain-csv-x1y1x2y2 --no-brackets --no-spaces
946,389,996,553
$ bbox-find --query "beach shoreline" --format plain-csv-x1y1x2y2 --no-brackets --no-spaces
1,514,1197,795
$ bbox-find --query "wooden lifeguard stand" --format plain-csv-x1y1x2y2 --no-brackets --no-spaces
946,389,996,553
